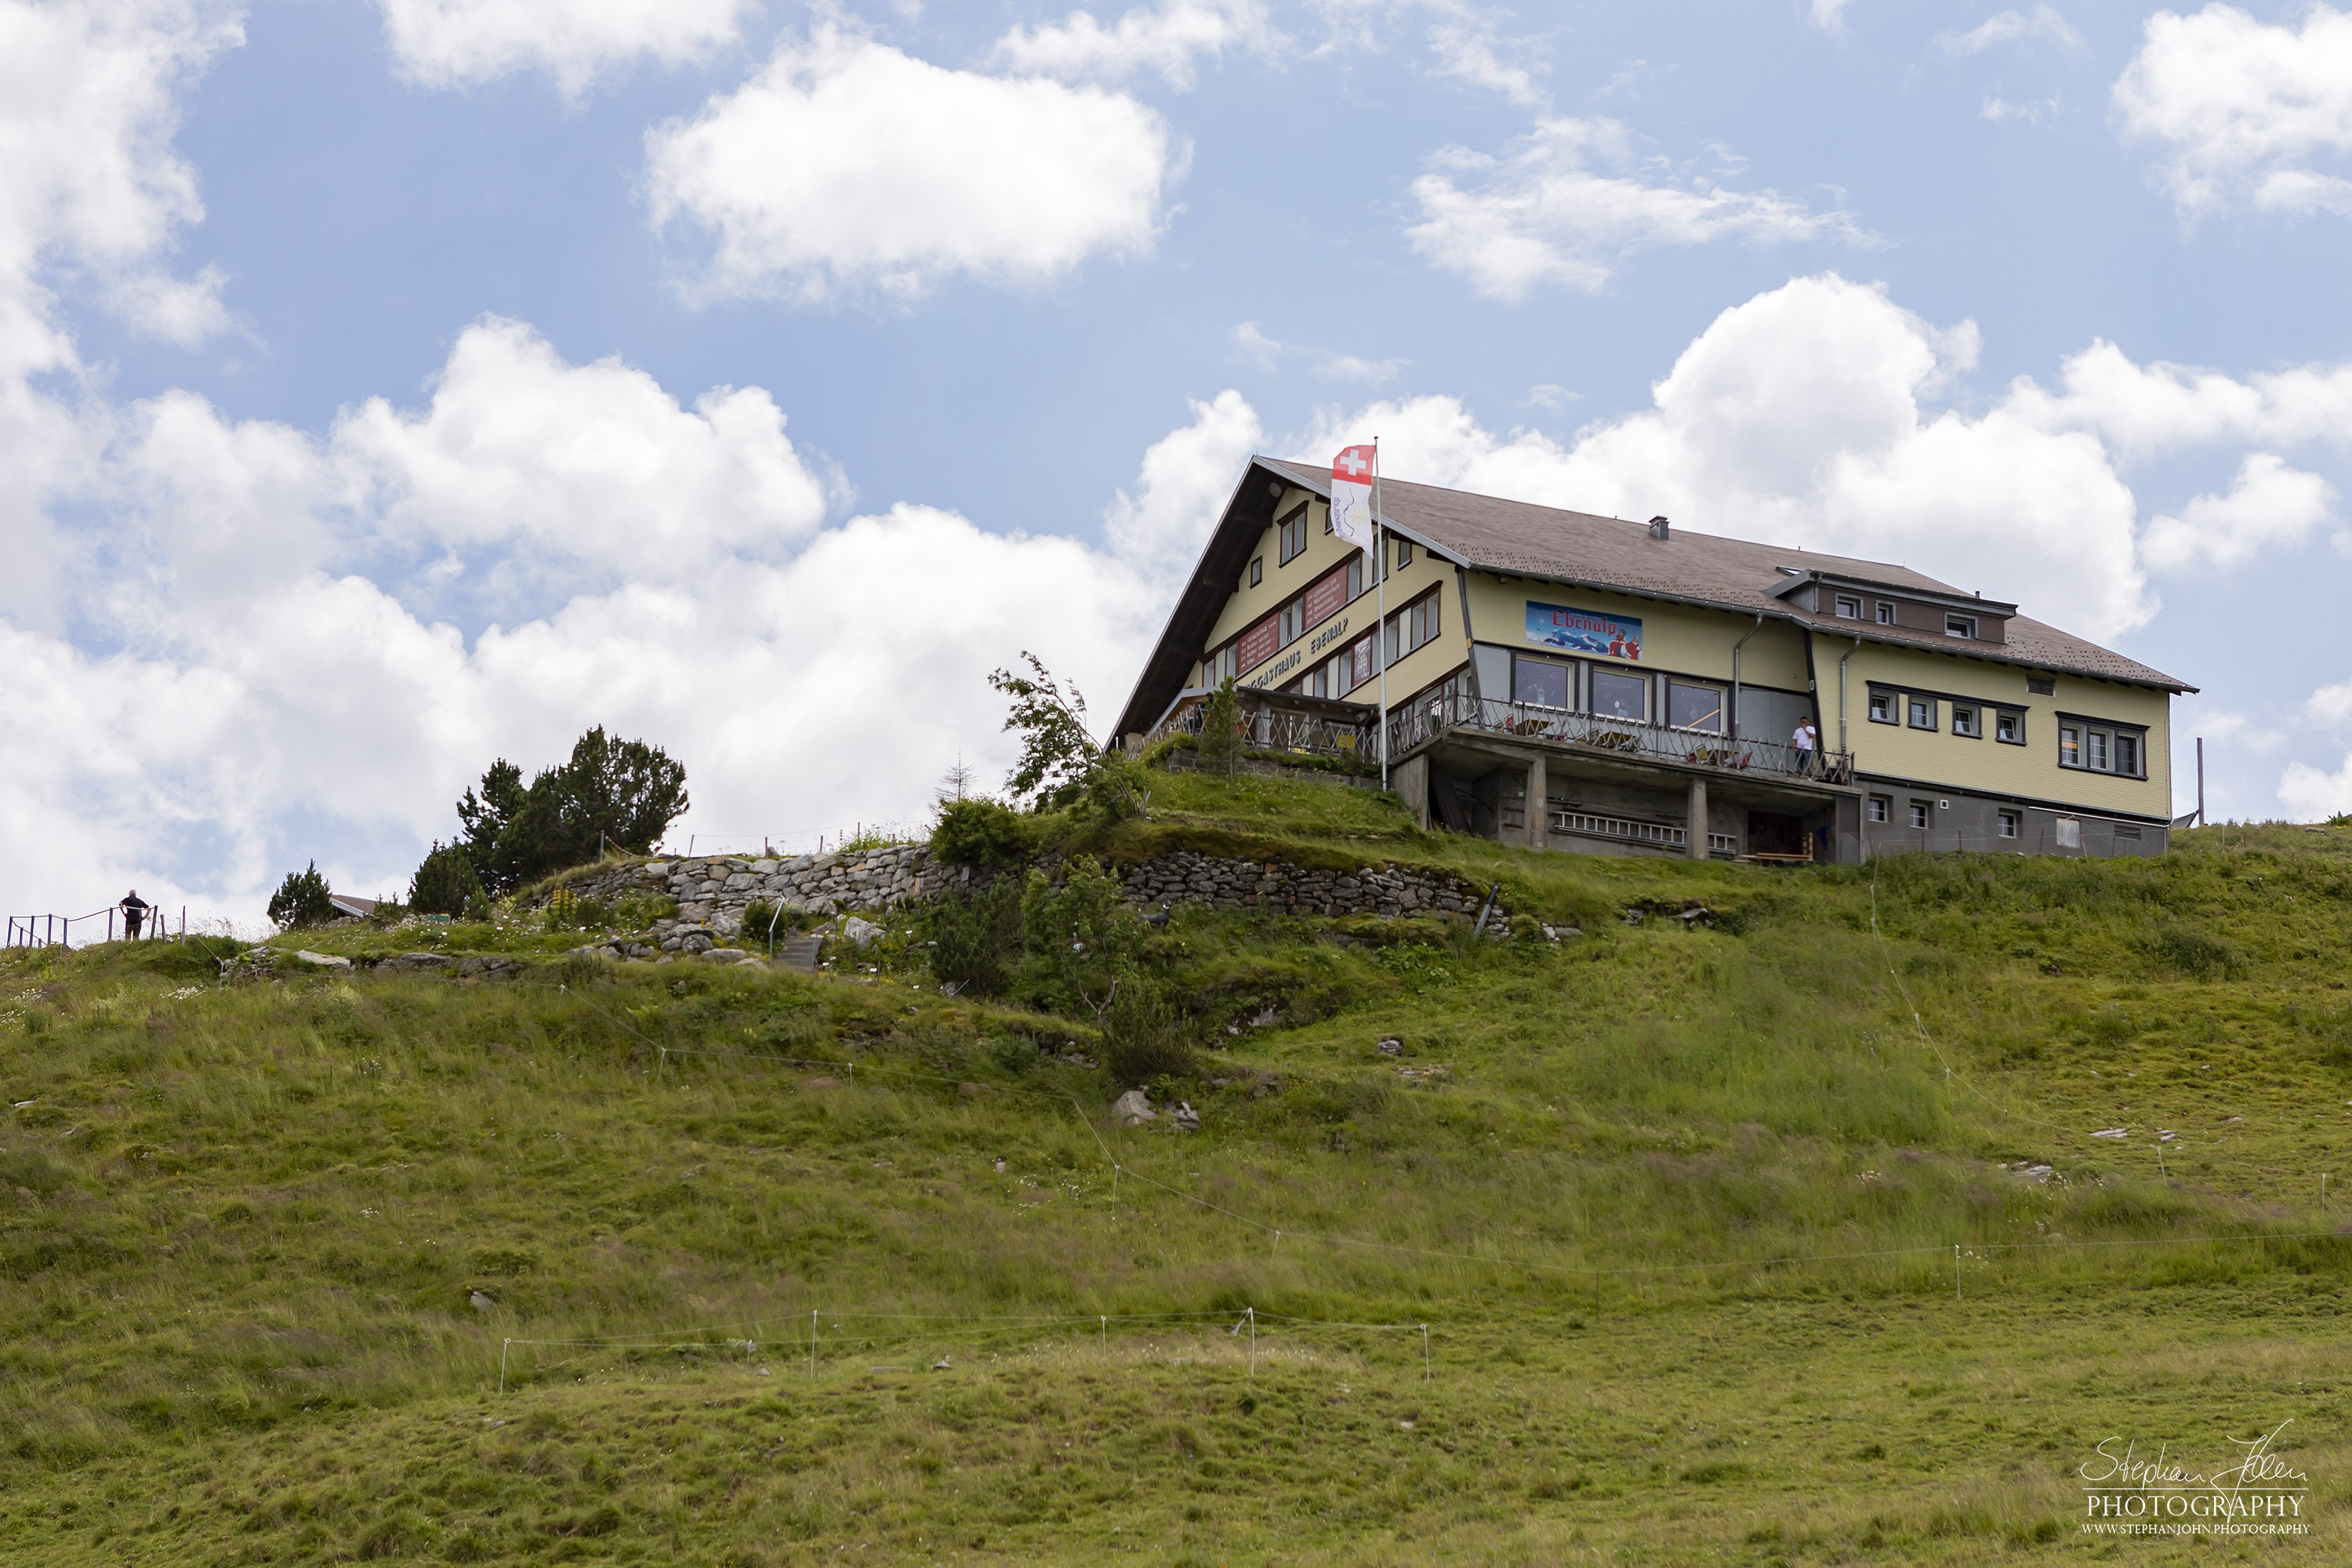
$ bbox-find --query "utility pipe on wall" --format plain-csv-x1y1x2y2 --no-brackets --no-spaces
1838,633,1862,754
1729,612,1764,739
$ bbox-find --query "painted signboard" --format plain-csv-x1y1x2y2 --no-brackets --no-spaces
1526,601,1642,661
1235,611,1280,674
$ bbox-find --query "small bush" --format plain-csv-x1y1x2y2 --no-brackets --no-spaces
931,800,1039,869
2144,924,2241,979
1102,982,1196,1087
1195,679,1243,779
920,879,1025,996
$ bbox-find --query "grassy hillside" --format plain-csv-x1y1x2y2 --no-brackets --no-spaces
4,776,2351,1564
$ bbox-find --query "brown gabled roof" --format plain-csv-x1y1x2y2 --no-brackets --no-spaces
1108,457,2191,742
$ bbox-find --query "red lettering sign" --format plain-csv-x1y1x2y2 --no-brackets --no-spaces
1302,562,1351,627
1236,612,1279,674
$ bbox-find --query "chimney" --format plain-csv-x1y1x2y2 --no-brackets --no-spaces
1646,515,1671,540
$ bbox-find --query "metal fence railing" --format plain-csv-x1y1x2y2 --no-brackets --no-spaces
1385,694,1853,785
1149,700,1377,763
5,906,187,949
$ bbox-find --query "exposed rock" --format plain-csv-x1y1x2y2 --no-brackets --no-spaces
373,952,452,974
840,916,884,946
1113,1088,1156,1126
1376,1037,1404,1057
701,948,753,964
291,949,353,971
1171,1101,1201,1132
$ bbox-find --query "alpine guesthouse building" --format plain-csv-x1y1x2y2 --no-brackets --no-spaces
1112,456,2194,864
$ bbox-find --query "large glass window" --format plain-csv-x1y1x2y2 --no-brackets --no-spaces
1591,669,1646,721
1668,681,1724,732
1512,655,1570,710
2058,722,2147,777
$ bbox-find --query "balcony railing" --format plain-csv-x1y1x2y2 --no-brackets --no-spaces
1149,699,1377,763
1387,694,1853,785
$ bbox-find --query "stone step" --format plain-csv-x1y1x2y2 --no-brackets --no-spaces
775,935,826,972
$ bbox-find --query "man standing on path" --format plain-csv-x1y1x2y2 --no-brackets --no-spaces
1792,718,1818,775
119,891,148,942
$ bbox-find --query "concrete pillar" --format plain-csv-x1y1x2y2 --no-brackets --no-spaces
1686,774,1709,859
1527,753,1548,852
1391,754,1430,830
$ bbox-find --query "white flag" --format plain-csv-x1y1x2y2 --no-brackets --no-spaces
1330,443,1377,554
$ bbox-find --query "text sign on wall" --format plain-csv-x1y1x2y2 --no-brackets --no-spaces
1526,601,1642,661
1302,564,1351,627
1235,612,1280,673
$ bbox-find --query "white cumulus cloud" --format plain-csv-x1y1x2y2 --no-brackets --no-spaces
1406,118,1866,301
1104,388,1263,578
375,0,748,94
2139,452,2333,572
1299,273,2152,640
2279,752,2352,819
646,27,1179,303
987,0,1278,89
2113,3,2352,219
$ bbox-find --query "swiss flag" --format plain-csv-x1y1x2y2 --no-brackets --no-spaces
1329,444,1377,554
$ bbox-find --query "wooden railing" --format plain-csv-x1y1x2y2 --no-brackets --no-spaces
1387,694,1853,785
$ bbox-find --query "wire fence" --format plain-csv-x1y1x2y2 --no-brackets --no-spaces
5,904,197,950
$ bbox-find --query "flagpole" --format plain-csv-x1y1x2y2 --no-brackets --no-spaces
1374,437,1389,791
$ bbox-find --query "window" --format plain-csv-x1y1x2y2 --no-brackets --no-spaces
1908,696,1936,730
1512,655,1570,710
1668,681,1724,732
1951,704,1980,738
1277,506,1308,565
1591,668,1646,721
1867,796,1889,824
2027,674,2056,696
1908,801,1930,829
1249,557,1263,587
2055,816,2081,848
1406,590,1440,652
2058,718,2146,776
1279,597,1304,645
1946,613,1977,639
1998,810,2020,839
1995,710,2023,745
1203,644,1238,685
1868,691,1895,724
1876,601,1896,626
1395,538,1413,569
2115,824,2142,841
1834,595,1861,619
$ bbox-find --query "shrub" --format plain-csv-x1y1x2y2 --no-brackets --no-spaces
931,799,1038,869
408,841,483,917
1076,752,1149,826
1022,857,1142,1014
1195,678,1243,779
919,878,1025,996
266,862,336,930
2144,923,2241,979
1102,982,1196,1087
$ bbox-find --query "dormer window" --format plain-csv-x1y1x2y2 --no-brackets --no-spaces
1876,601,1895,625
1946,613,1977,639
1834,595,1861,619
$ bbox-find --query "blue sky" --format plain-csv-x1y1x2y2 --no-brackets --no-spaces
6,0,2352,923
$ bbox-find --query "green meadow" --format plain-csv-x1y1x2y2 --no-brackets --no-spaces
4,774,2350,1564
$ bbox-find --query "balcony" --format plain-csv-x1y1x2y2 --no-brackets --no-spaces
1386,694,1853,786
1145,691,1378,764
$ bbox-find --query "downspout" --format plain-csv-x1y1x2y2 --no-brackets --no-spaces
1454,564,1479,703
1838,633,1862,756
1729,612,1764,739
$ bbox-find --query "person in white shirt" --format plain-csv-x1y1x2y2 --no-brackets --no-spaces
1792,718,1818,774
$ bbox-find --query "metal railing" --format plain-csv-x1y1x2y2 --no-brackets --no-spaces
1387,694,1853,785
1149,699,1377,762
1548,809,1740,857
6,906,185,949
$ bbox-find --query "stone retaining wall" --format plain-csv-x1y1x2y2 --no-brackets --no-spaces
1118,849,1504,922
